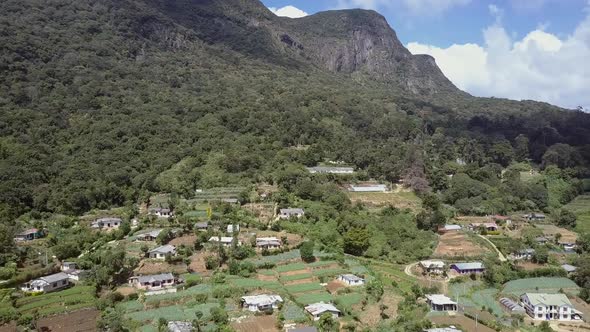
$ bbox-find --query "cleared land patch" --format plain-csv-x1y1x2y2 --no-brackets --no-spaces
16,285,96,317
347,190,421,210
433,232,491,257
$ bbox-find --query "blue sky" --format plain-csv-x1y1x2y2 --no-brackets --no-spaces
262,0,590,110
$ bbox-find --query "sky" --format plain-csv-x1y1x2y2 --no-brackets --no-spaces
262,0,590,110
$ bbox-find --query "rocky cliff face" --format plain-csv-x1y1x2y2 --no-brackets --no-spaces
140,0,462,97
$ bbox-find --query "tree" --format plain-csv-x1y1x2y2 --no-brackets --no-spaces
554,209,577,228
533,246,549,264
343,228,370,256
318,313,337,332
192,311,204,332
300,241,315,263
156,229,172,245
366,279,384,301
210,307,228,325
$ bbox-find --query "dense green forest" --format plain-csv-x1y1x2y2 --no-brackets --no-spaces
1,0,589,224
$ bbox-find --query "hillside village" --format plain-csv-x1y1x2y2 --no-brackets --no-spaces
1,164,590,332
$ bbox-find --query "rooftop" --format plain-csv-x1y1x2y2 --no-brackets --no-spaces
420,260,445,268
561,264,577,273
167,321,193,332
209,236,234,243
17,228,39,235
280,208,304,214
137,229,163,238
305,302,341,315
241,294,283,306
149,245,176,254
425,294,457,306
39,272,70,283
288,327,318,332
339,274,364,282
136,273,175,284
451,262,484,270
523,293,573,307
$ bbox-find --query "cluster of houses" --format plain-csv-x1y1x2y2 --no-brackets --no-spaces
419,260,485,275
279,208,305,219
21,262,87,293
426,292,583,322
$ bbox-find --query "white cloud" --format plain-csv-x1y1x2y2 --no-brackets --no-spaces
407,4,590,109
336,0,470,15
268,5,308,18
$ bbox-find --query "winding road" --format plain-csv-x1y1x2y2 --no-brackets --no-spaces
476,234,507,261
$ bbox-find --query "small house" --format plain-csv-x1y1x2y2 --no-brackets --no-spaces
60,262,87,281
535,236,549,245
136,229,163,242
512,248,535,260
438,225,461,233
520,293,583,321
227,224,240,234
499,297,526,313
167,321,193,332
348,184,387,192
424,328,462,332
287,327,318,332
61,262,77,271
306,166,354,174
304,302,341,321
419,260,446,274
561,264,577,274
337,274,365,286
21,272,70,293
279,208,305,219
14,228,44,241
450,262,485,274
209,236,240,247
559,242,577,252
524,213,546,221
425,294,457,311
150,207,173,218
195,221,209,231
129,273,178,290
221,198,239,204
468,222,498,232
240,294,283,312
256,237,282,250
91,217,122,230
148,245,177,260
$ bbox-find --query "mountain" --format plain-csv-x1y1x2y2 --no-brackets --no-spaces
0,0,589,218
136,0,461,96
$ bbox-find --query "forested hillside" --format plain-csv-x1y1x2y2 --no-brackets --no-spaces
1,0,589,222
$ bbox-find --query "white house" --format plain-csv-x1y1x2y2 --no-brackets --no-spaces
136,229,163,242
256,237,282,250
337,274,365,286
279,208,305,219
439,225,461,233
60,262,87,281
305,302,341,321
227,224,240,234
148,245,177,260
419,260,445,274
306,166,354,174
21,272,71,293
240,294,283,312
512,248,535,260
150,207,173,218
167,321,193,332
129,273,178,290
91,217,122,230
209,236,240,247
348,184,387,192
425,294,457,312
520,293,583,321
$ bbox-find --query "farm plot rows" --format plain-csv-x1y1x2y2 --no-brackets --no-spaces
15,286,96,317
502,277,579,295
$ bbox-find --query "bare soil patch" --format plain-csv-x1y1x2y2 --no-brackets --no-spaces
231,315,278,332
38,309,100,332
135,260,188,275
169,234,196,247
284,278,316,286
516,261,546,271
536,224,578,243
279,269,311,277
0,322,16,332
257,274,277,281
434,232,489,257
115,285,137,296
189,252,210,275
242,203,276,223
430,314,495,332
326,281,345,294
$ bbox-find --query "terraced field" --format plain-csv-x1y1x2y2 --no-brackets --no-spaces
15,286,96,317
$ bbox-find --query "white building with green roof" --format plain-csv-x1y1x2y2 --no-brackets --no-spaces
520,293,583,321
